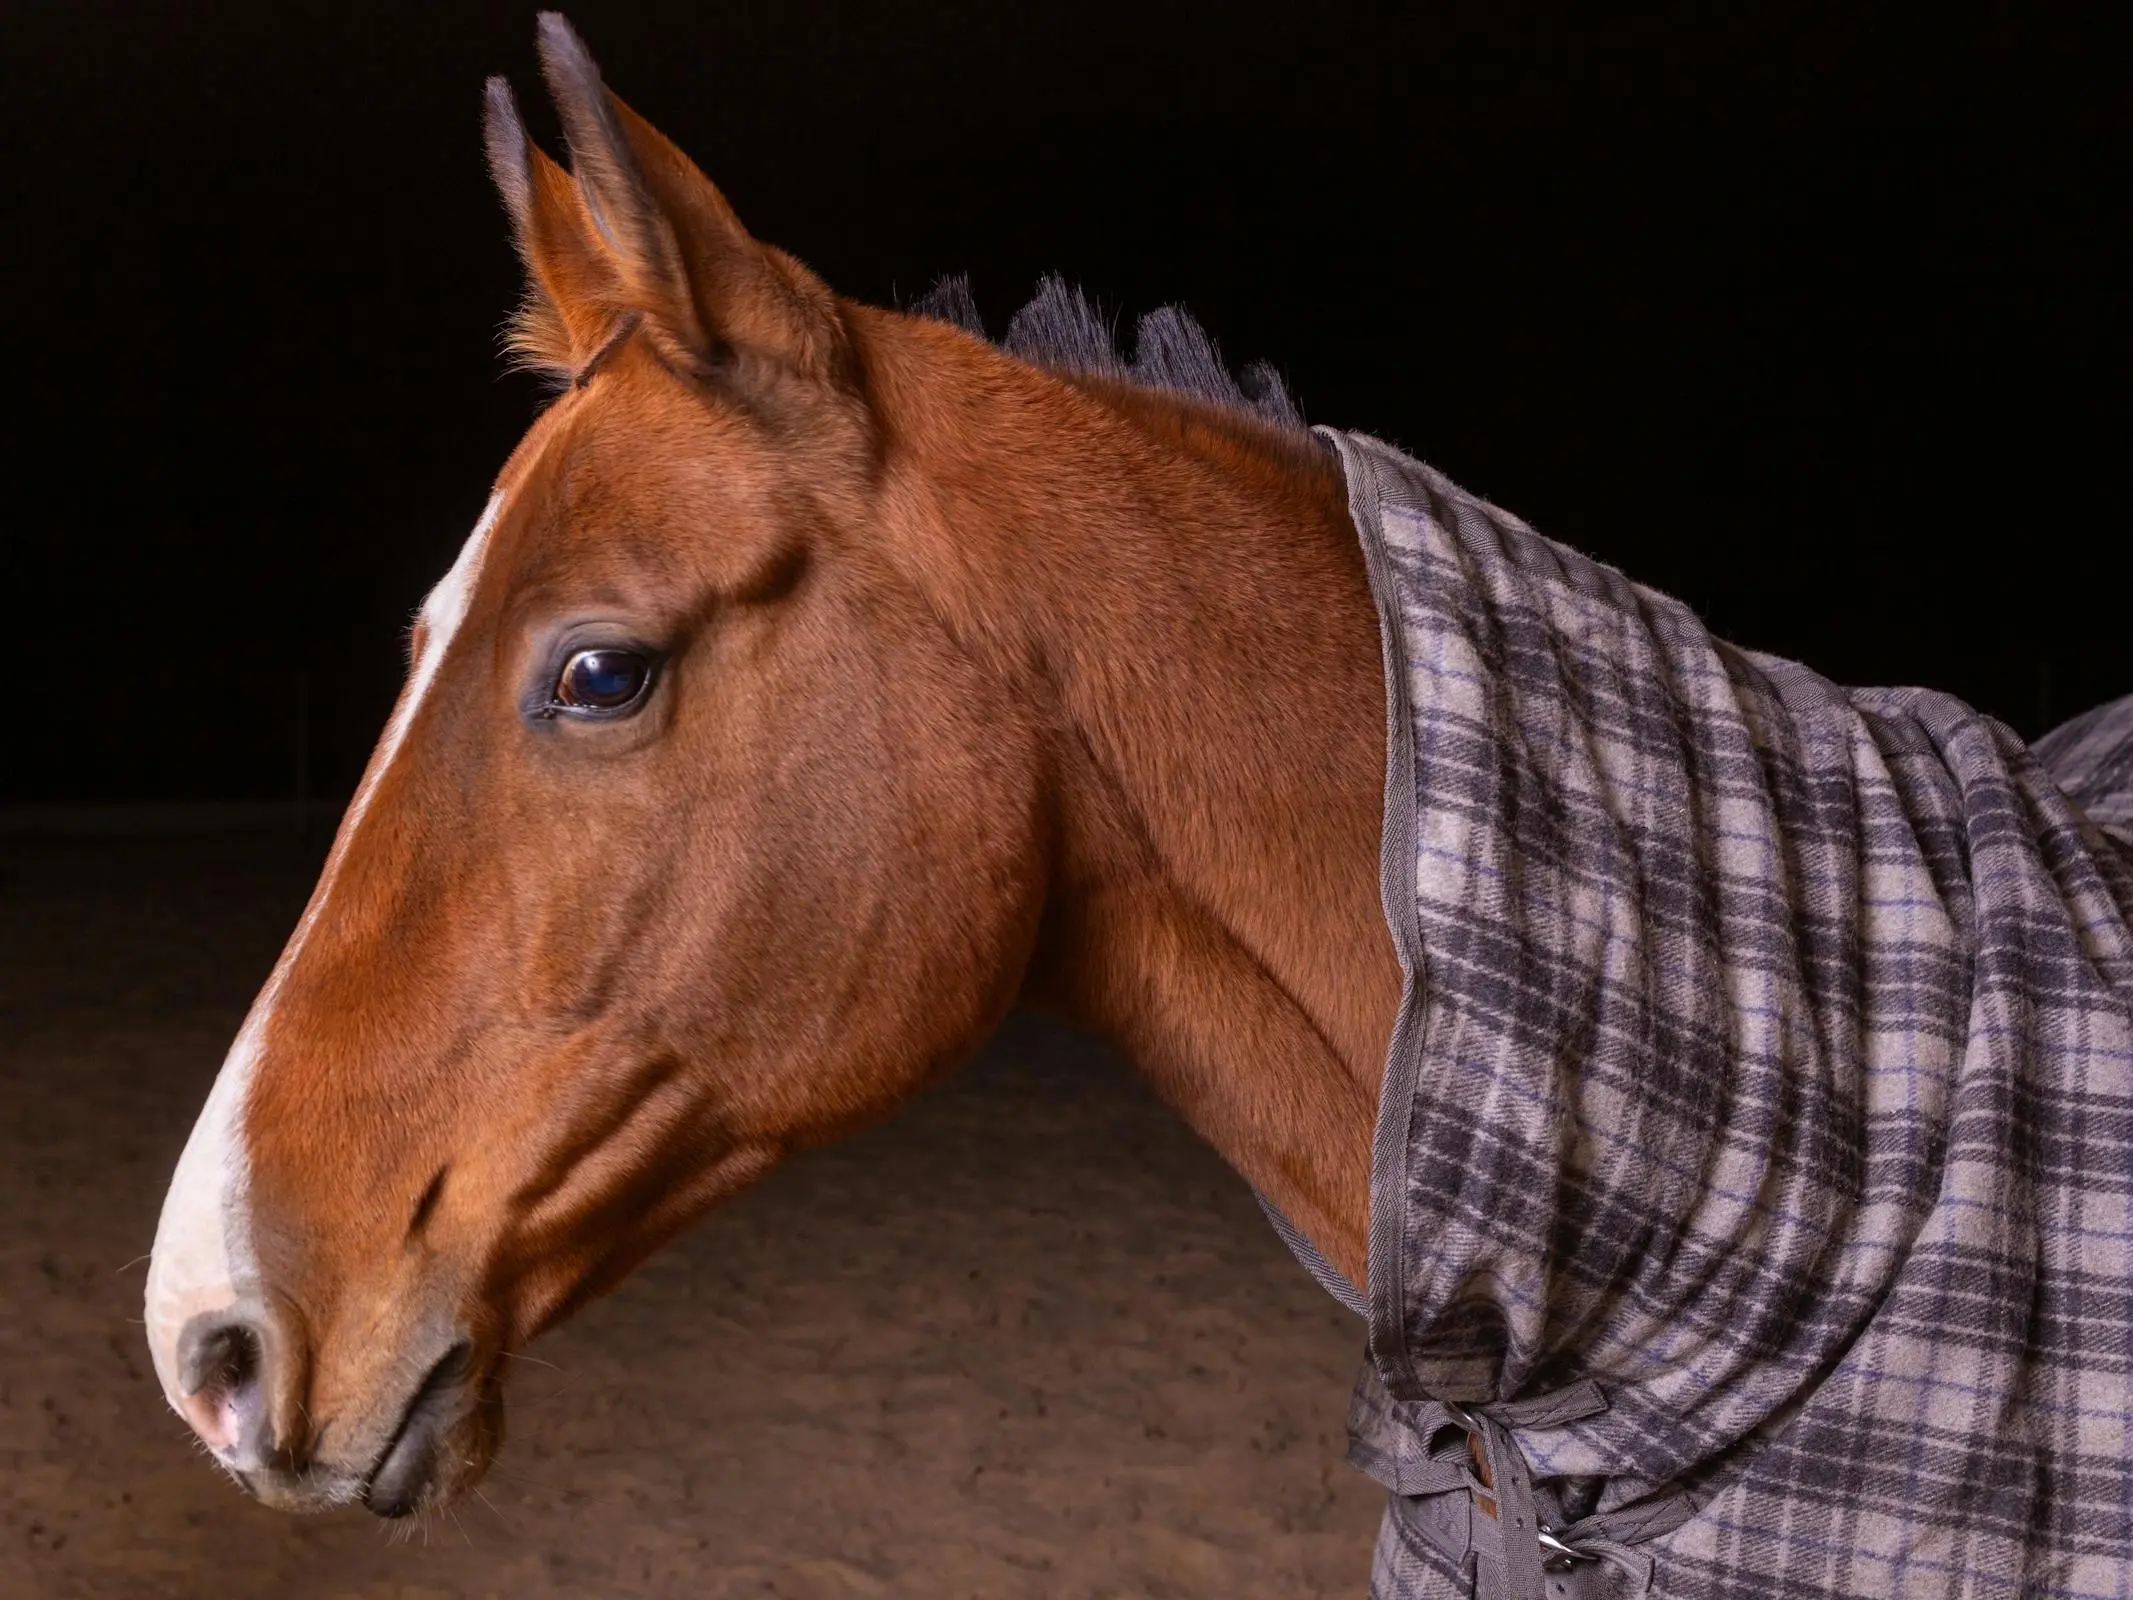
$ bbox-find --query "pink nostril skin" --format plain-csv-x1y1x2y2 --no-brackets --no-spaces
174,1312,270,1460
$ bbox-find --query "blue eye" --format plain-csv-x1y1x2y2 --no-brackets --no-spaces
553,648,651,713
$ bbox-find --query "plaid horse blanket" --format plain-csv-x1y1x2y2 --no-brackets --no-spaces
1297,430,2133,1599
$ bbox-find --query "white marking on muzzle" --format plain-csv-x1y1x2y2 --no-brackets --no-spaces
145,493,504,1443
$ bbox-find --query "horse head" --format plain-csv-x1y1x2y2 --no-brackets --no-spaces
143,15,1058,1515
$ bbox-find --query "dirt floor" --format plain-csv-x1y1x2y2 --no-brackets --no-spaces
0,828,1385,1599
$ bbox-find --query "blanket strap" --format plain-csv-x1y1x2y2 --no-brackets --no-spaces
1358,1380,1693,1599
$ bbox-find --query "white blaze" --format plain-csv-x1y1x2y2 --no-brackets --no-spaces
145,493,503,1436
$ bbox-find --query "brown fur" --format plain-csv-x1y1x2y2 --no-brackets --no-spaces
220,15,1400,1514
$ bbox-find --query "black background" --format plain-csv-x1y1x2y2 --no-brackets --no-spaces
6,2,2125,805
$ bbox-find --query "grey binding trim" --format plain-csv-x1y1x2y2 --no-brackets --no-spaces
1317,425,1433,1398
1253,1190,1367,1317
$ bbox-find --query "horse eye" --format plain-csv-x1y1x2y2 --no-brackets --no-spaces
553,648,651,713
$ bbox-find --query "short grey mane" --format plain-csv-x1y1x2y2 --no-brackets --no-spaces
907,273,1304,430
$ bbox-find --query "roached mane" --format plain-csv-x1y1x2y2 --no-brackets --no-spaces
909,273,1306,431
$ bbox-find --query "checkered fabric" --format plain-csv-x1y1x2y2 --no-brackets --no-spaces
1319,429,2133,1598
2034,695,2133,848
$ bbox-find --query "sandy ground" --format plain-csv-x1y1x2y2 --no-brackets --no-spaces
0,829,1385,1599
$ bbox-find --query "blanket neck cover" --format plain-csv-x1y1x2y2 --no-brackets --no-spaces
1310,428,2133,1599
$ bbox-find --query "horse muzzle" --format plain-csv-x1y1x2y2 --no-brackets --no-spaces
164,1299,500,1517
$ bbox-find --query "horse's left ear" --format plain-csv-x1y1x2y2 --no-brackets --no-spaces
508,13,851,387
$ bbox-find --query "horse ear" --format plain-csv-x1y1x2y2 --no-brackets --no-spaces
521,13,850,386
485,75,626,380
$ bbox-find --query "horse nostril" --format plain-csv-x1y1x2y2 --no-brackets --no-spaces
179,1314,260,1397
174,1309,271,1459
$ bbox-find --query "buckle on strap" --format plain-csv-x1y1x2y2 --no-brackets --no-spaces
1440,1401,1599,1573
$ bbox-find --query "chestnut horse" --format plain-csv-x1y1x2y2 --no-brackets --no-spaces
147,14,1392,1521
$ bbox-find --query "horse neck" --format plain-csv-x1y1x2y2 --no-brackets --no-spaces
862,312,1399,1285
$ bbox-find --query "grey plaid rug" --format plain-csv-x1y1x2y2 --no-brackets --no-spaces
1306,429,2133,1599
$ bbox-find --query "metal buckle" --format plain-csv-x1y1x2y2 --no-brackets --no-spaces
1538,1528,1597,1569
1440,1401,1597,1571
